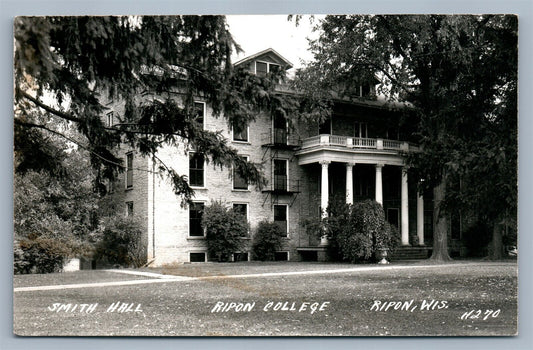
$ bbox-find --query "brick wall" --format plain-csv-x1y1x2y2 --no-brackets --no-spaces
134,102,314,266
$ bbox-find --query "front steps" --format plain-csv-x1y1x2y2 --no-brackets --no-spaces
391,246,432,260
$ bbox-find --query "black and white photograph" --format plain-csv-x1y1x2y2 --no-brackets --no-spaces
11,12,519,337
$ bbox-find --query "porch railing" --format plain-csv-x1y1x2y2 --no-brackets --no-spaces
300,134,416,152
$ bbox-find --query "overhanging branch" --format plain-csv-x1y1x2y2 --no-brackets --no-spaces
16,88,85,124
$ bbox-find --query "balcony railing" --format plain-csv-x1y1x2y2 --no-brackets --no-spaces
262,178,301,194
300,134,417,152
261,128,301,148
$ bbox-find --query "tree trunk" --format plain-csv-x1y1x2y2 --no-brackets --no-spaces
429,179,452,261
489,223,503,260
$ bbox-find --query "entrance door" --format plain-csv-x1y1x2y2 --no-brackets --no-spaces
387,208,399,229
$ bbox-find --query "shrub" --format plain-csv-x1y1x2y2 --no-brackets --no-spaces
94,216,146,267
14,236,78,274
14,169,99,274
202,201,248,262
252,220,284,261
325,199,397,263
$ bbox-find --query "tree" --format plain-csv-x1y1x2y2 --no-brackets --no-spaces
14,16,299,203
294,15,517,260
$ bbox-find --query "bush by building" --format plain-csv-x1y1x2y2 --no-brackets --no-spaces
94,216,147,267
252,220,284,261
202,201,248,262
317,199,398,263
13,169,97,274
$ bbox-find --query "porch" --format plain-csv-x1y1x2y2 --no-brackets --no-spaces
295,134,429,261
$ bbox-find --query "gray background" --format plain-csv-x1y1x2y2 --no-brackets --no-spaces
2,0,531,349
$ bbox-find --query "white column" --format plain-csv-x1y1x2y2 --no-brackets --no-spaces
401,167,410,246
320,160,331,218
320,160,331,246
417,190,425,246
346,162,355,205
375,163,384,205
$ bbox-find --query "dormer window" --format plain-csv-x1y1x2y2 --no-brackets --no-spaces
255,61,280,77
356,83,374,98
361,84,371,97
347,82,375,98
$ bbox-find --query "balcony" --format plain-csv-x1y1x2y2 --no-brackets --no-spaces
296,134,420,166
261,128,301,149
301,134,419,151
262,177,301,194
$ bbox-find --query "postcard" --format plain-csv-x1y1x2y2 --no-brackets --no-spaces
13,14,518,336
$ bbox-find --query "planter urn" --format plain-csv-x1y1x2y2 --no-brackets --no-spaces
376,248,390,265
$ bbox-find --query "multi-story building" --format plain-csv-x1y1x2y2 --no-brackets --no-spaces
106,48,443,266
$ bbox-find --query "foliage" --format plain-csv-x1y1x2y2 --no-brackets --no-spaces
13,16,309,204
94,216,147,267
14,236,84,274
321,199,397,263
295,15,517,260
202,201,248,262
252,221,285,261
462,221,492,257
13,151,99,273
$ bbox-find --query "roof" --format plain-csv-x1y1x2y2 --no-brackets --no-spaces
233,48,293,69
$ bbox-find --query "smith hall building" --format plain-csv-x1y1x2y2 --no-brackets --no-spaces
102,49,464,266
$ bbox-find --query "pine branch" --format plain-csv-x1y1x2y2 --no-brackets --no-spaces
14,119,155,174
16,88,86,124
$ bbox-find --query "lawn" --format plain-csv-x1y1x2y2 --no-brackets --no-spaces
13,261,517,336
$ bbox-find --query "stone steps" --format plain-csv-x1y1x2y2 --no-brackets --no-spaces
391,246,432,260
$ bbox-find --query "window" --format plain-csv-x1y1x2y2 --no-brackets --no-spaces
354,122,368,138
255,61,280,77
194,102,205,129
126,201,134,217
232,122,248,142
106,112,114,127
361,84,371,97
190,252,206,262
274,204,288,236
126,153,133,189
189,202,205,237
319,117,332,135
233,203,248,221
233,156,249,190
189,153,205,187
233,203,249,237
274,251,289,261
269,63,280,74
273,159,288,192
273,114,287,144
256,61,268,77
353,84,372,98
386,127,399,140
233,252,249,262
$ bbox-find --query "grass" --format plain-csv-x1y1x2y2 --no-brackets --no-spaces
12,269,149,288
13,261,517,336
